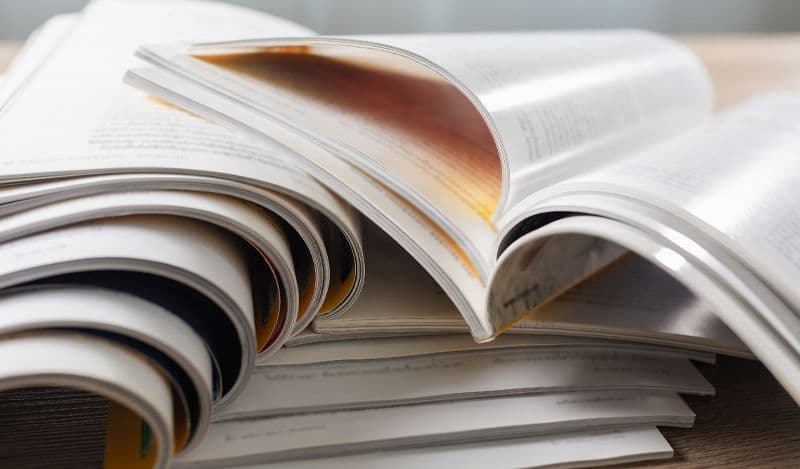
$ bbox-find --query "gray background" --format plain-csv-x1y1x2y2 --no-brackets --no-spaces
2,0,800,39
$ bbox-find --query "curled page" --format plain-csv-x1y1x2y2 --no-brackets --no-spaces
0,332,174,469
0,0,365,342
136,30,711,275
0,286,214,451
130,28,712,341
494,94,800,404
0,189,301,357
0,215,257,406
312,215,743,357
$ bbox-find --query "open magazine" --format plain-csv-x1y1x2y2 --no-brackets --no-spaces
0,0,797,468
125,0,800,404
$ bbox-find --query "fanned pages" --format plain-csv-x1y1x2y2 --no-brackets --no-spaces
0,0,365,338
5,0,800,468
126,3,800,408
136,30,711,273
128,25,714,342
0,3,366,466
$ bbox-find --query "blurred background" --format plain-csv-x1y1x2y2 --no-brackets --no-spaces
2,0,800,38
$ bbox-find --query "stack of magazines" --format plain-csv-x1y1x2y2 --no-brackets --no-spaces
1,1,799,468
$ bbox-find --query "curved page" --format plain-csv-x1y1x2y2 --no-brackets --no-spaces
0,172,363,324
127,64,490,339
0,215,256,405
0,285,214,450
0,0,368,326
314,213,744,356
0,189,301,356
0,332,174,469
495,95,800,403
496,214,800,404
135,30,711,273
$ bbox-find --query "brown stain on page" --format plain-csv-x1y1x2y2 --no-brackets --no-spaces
197,46,503,221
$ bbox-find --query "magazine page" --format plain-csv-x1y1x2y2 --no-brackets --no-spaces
0,215,258,405
0,171,362,323
224,427,674,469
313,212,745,356
513,253,749,357
134,29,711,274
129,64,494,338
220,348,711,420
138,39,499,276
495,94,800,403
0,332,174,469
0,0,312,184
502,213,800,404
177,390,693,467
0,0,366,329
0,188,306,355
266,333,716,366
0,285,214,451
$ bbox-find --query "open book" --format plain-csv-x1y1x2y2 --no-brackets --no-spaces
0,0,798,468
124,1,800,403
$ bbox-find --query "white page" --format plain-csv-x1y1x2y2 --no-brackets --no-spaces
313,212,746,356
546,94,800,324
136,30,710,277
0,214,254,335
129,64,493,339
177,390,693,466
497,95,800,402
232,426,673,469
0,0,367,324
0,285,213,450
0,188,300,356
346,32,712,216
0,214,256,405
0,332,174,469
221,347,711,420
264,333,716,366
501,211,800,404
312,216,459,329
0,1,312,186
513,254,748,356
0,171,362,323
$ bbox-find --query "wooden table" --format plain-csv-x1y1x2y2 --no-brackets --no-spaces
681,35,800,110
2,35,800,466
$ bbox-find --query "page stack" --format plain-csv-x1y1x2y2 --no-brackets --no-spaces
1,1,799,468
